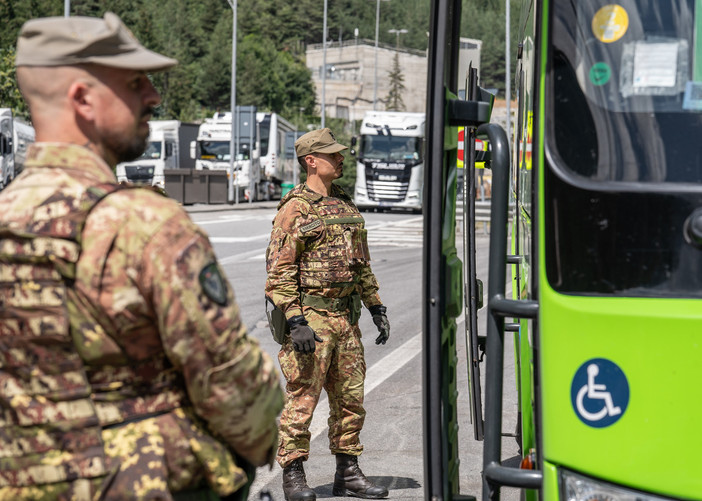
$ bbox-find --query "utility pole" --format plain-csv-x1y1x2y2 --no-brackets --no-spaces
388,28,408,49
226,0,238,204
372,0,390,111
64,0,70,16
322,0,328,128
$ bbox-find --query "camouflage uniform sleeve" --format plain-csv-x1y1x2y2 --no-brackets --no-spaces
142,211,284,467
359,260,382,308
265,198,319,320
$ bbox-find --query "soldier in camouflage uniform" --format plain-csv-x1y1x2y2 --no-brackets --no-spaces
0,13,284,500
265,129,391,501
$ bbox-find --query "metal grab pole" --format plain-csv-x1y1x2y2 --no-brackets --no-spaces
478,122,541,500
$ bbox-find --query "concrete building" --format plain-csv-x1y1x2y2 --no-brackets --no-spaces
306,37,481,124
305,39,426,122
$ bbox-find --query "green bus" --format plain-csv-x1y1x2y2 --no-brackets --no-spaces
424,0,702,500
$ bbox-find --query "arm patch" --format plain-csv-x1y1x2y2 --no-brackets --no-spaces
199,262,229,306
300,219,322,233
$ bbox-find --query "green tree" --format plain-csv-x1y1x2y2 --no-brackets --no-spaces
384,53,406,111
461,0,520,97
0,48,29,119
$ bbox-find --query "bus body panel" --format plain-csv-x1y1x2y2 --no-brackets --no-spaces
538,289,702,499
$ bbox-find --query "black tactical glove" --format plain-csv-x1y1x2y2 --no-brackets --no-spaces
368,305,390,345
287,315,322,353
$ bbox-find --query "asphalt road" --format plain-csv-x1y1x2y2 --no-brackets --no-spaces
185,202,521,501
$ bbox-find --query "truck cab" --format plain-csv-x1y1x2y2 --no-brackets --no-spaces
116,120,197,189
353,111,425,211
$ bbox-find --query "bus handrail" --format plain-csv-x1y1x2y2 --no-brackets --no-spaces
484,462,543,489
479,122,542,500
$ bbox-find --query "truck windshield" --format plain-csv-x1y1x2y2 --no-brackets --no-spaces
199,140,230,161
259,116,271,156
361,135,421,162
138,141,161,160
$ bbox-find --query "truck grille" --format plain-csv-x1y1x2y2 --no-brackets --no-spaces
364,161,412,201
366,180,409,201
125,165,155,184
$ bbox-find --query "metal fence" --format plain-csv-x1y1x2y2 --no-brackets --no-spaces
164,169,230,205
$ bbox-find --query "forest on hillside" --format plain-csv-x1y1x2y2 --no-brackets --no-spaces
1,0,519,126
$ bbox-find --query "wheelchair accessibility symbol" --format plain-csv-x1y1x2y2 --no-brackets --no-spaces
570,358,629,428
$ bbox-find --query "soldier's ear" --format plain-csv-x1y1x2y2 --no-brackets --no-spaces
68,79,96,122
304,154,316,173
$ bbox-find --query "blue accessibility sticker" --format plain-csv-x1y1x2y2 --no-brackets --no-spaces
570,358,629,428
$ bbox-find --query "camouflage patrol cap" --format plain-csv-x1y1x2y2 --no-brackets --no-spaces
16,12,177,71
295,128,348,157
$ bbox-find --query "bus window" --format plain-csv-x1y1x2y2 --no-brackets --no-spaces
550,0,702,183
545,0,702,297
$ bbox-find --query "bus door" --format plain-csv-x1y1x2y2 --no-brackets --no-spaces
423,1,496,499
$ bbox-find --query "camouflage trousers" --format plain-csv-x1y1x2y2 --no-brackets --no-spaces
277,308,366,467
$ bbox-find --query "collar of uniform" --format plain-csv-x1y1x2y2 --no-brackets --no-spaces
301,183,324,201
301,183,347,200
25,142,117,183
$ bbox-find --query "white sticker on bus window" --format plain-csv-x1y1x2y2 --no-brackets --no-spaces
633,42,678,88
683,82,702,110
619,39,687,98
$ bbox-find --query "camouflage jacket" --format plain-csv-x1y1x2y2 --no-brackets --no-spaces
0,144,284,499
265,183,382,319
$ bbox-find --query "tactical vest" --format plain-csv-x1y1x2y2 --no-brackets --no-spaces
0,183,186,488
284,185,371,291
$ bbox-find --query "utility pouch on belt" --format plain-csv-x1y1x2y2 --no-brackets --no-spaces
265,296,289,344
349,293,362,325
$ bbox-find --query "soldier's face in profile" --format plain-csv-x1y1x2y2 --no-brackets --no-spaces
88,66,161,164
312,151,344,181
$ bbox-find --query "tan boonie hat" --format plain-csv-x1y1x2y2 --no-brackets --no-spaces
295,128,348,158
15,12,177,71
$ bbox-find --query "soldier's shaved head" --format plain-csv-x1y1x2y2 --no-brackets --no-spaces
17,66,88,131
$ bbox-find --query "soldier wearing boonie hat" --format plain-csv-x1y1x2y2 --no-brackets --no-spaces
294,127,349,157
0,12,284,500
15,12,177,70
266,129,391,500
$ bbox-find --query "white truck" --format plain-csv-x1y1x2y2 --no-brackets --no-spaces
352,111,425,211
115,120,197,189
257,112,298,200
191,108,263,201
0,108,35,190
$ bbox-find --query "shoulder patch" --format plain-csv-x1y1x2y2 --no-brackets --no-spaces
300,219,322,233
199,262,228,306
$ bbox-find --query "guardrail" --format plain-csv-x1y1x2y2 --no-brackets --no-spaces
458,200,515,235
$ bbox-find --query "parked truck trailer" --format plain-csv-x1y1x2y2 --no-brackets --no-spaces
0,108,35,191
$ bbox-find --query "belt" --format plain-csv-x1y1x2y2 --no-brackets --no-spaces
301,293,354,312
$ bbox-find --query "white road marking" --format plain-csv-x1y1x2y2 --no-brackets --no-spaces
209,234,270,243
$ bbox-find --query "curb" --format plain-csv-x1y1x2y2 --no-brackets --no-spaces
183,201,279,213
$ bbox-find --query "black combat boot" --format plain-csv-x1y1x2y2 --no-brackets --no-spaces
282,459,316,501
332,453,388,499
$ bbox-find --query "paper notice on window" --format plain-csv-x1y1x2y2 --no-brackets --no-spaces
633,42,679,88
